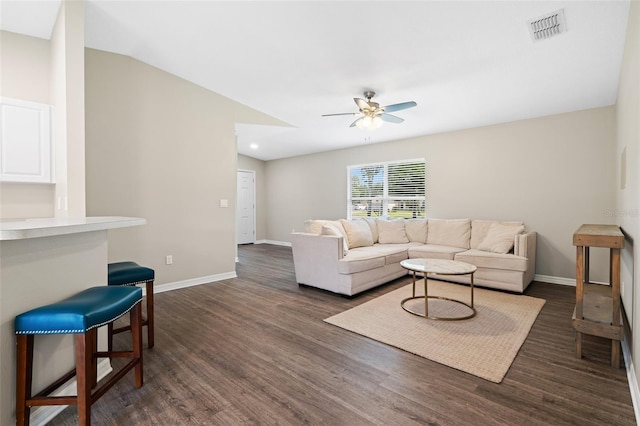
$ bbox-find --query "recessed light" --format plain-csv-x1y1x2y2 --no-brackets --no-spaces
250,144,259,150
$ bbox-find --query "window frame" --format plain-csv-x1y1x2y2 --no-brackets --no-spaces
347,158,426,220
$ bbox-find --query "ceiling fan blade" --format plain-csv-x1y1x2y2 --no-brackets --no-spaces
349,117,363,128
321,112,359,117
354,98,371,111
380,113,404,124
383,101,417,113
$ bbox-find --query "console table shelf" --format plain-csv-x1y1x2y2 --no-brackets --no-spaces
572,224,624,368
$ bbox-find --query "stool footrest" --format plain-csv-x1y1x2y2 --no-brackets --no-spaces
23,346,142,406
91,358,141,403
95,351,140,359
112,318,149,335
33,368,77,399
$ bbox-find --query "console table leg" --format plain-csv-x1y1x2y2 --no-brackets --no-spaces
576,331,582,358
612,341,621,368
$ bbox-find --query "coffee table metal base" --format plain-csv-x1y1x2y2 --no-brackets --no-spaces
401,295,476,321
401,268,476,321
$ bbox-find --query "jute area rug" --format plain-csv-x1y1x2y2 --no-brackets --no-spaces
324,280,546,383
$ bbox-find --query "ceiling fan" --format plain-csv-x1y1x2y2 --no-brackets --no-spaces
322,91,417,130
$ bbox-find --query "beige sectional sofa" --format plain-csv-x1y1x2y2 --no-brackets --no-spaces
291,218,536,296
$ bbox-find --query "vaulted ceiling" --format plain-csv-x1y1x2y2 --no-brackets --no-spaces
1,1,630,160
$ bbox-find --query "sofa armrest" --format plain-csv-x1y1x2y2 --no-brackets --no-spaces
290,232,344,291
514,231,536,258
515,231,536,285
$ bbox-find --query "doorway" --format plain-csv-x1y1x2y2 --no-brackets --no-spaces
236,170,255,244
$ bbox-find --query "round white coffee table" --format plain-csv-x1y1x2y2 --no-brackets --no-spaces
400,258,477,320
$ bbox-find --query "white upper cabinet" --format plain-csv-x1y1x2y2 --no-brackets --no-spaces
0,98,53,183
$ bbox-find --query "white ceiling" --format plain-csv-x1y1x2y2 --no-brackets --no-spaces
0,1,630,161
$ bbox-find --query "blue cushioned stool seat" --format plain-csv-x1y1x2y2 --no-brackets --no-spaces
14,286,144,426
108,261,154,286
15,286,142,335
108,261,156,349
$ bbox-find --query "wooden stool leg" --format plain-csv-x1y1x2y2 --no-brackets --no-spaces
76,333,93,426
89,328,98,388
145,280,155,348
107,322,114,353
16,334,34,426
131,302,144,388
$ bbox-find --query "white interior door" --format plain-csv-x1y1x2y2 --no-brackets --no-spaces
236,170,255,244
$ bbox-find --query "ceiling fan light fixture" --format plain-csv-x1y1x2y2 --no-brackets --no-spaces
323,90,416,130
356,114,383,130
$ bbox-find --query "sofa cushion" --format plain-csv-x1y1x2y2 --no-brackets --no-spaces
377,219,409,244
338,252,386,274
361,217,379,243
321,223,349,255
477,222,525,254
405,219,428,243
427,219,471,248
349,243,415,265
339,219,374,248
408,244,466,260
455,249,528,272
470,220,524,249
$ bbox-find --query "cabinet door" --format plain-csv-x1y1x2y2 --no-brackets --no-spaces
0,98,52,183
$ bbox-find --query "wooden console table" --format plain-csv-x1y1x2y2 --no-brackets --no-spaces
572,224,624,368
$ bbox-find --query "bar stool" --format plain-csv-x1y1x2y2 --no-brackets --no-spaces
15,286,144,426
107,261,155,350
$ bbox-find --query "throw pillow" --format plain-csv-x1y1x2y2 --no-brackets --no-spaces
304,219,329,235
376,219,409,244
470,220,524,249
361,217,379,243
427,218,471,248
477,222,525,254
339,219,374,248
321,223,349,255
405,219,428,243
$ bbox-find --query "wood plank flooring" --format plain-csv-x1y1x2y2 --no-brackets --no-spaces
50,244,635,425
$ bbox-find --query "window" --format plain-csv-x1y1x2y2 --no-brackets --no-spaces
348,159,425,219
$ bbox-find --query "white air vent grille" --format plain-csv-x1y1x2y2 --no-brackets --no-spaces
529,9,566,41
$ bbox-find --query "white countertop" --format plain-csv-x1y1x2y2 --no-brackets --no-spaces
0,216,146,240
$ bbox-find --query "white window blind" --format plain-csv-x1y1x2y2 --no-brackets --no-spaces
348,159,425,219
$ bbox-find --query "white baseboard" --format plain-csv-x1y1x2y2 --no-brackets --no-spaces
152,271,237,294
622,339,640,424
533,274,612,287
255,239,291,247
29,358,113,426
534,274,575,286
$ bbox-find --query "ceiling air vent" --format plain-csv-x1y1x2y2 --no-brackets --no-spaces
528,9,566,42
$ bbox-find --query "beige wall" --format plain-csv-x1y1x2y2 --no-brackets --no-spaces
0,31,55,218
616,0,639,396
237,154,267,241
85,48,284,284
265,106,617,281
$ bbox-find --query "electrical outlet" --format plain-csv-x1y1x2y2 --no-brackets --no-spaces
165,255,173,265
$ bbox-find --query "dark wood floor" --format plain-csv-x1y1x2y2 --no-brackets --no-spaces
51,244,635,425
